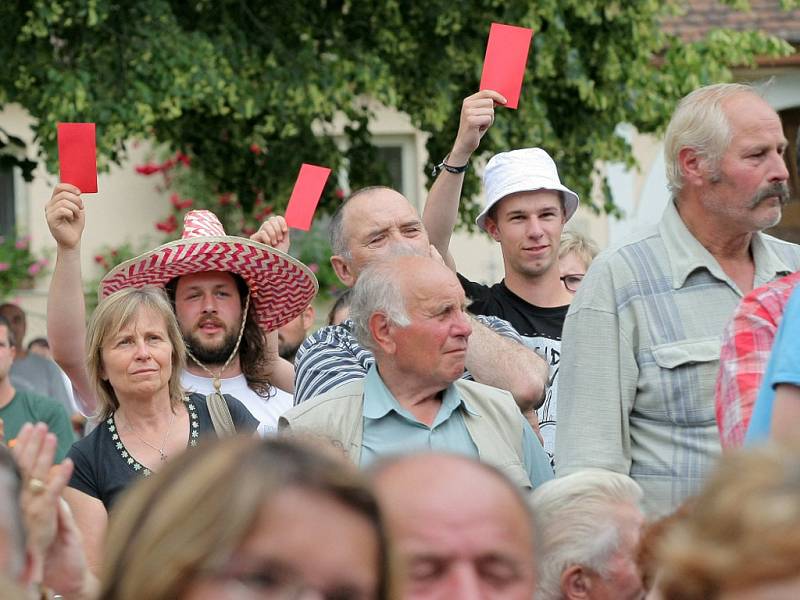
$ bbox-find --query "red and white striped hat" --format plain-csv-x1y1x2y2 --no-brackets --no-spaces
100,210,318,332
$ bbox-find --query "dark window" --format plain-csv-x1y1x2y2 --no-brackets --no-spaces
376,145,404,195
0,166,15,236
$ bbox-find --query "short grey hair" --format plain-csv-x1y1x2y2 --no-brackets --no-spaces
664,82,762,197
349,259,411,352
530,470,643,600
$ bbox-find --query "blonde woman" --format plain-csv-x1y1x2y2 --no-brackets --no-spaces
63,286,257,573
99,436,397,600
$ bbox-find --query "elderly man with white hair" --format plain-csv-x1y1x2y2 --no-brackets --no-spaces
530,470,645,600
279,252,553,489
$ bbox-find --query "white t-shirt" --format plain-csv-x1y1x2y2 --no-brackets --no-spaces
180,371,293,436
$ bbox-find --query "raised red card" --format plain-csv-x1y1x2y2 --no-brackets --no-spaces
479,23,534,110
57,123,98,193
285,163,331,231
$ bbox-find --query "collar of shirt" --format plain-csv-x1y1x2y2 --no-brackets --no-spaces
659,199,794,292
362,365,478,426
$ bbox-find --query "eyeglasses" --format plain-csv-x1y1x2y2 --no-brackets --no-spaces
560,274,584,293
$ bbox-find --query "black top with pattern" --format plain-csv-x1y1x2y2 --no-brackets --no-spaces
67,393,257,510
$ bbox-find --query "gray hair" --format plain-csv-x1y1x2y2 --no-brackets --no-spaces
664,82,762,197
349,259,411,352
530,470,643,600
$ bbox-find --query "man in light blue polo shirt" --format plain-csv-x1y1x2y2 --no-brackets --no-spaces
280,253,553,488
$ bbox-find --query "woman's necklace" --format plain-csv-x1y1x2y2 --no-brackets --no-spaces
121,410,176,462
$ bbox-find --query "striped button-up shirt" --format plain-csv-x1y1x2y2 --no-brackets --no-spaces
293,315,524,405
556,200,800,516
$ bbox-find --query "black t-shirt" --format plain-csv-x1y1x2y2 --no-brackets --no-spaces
457,274,568,461
457,274,567,341
67,393,258,510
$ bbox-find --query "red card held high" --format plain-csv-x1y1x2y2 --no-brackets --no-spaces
284,163,331,231
479,23,534,110
57,123,98,193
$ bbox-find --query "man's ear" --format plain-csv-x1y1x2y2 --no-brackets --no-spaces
301,305,316,330
678,146,714,187
330,255,356,288
368,312,396,355
484,216,502,243
561,564,592,600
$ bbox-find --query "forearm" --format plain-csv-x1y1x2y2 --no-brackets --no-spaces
464,316,548,412
422,151,470,270
48,246,96,414
263,331,294,393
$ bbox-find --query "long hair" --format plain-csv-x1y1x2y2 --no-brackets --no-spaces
165,274,273,398
99,436,397,600
86,286,186,421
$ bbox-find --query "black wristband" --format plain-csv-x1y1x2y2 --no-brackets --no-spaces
431,154,469,178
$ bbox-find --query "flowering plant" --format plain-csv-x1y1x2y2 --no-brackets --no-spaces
0,235,49,298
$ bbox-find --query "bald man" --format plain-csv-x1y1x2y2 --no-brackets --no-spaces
371,453,537,600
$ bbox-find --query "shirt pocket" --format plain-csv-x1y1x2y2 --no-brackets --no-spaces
646,336,721,425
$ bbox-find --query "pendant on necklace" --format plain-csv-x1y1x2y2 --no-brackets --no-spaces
159,451,167,462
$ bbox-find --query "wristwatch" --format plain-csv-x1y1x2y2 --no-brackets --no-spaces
431,154,469,178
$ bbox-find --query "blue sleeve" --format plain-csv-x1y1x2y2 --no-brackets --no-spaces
746,285,800,444
521,420,554,487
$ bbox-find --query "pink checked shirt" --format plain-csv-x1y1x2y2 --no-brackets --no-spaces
715,271,800,448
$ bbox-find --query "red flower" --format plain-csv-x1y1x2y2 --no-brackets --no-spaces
249,143,262,155
135,163,160,176
155,214,178,234
218,193,233,206
175,151,191,167
242,225,256,236
335,187,345,200
94,255,108,269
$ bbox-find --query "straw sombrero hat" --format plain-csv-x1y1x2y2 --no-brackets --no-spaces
100,210,318,332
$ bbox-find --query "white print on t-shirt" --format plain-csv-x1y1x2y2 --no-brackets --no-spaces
522,336,560,462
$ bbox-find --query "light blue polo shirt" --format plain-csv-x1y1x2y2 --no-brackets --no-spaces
359,366,553,486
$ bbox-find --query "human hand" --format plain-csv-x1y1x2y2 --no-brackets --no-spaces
11,423,75,588
45,184,85,250
448,89,507,166
250,215,290,253
42,498,91,597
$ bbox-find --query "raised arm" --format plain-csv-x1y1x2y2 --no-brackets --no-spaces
422,89,505,270
45,184,97,415
250,215,298,392
464,315,548,413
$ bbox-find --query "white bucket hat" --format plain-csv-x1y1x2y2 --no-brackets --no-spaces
476,148,579,231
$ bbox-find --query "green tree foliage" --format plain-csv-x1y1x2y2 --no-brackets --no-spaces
0,1,795,226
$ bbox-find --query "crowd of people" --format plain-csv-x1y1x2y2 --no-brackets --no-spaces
1,80,800,599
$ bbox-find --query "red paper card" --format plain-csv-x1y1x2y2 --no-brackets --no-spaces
479,23,534,110
57,123,98,193
285,163,331,231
